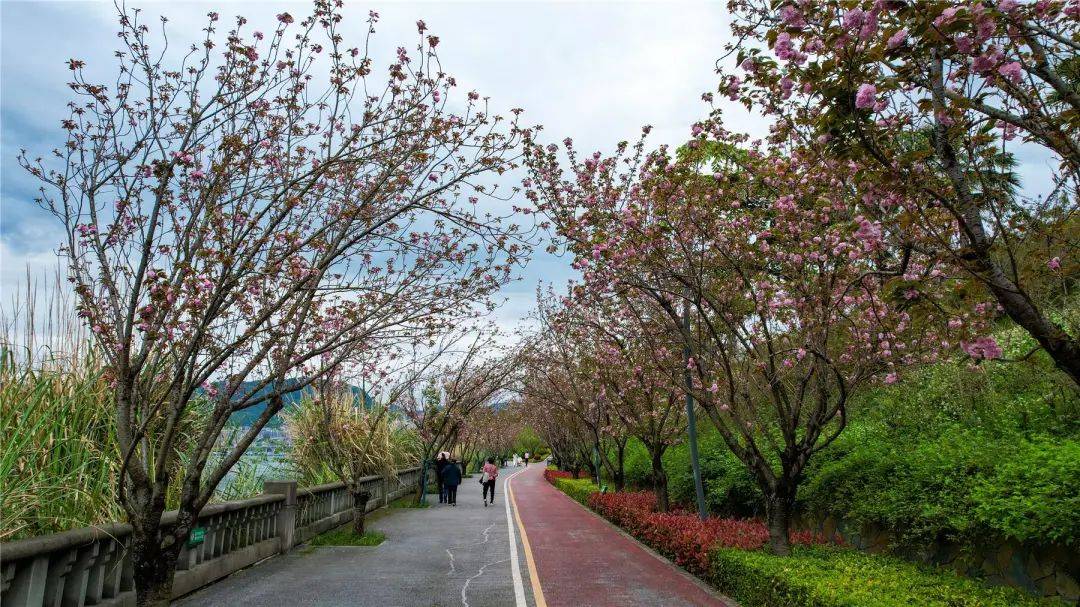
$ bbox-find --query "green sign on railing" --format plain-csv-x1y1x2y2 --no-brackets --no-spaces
187,527,206,548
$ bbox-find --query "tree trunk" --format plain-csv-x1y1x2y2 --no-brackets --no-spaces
765,490,795,556
415,469,425,502
130,513,185,607
352,490,371,535
650,447,669,512
614,440,626,491
126,480,190,607
926,57,1080,388
976,255,1080,385
131,533,181,607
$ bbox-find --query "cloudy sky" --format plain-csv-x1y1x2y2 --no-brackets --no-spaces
0,1,762,336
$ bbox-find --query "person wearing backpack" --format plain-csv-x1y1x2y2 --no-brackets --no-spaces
442,457,463,506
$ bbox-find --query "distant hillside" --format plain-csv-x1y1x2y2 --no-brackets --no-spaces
219,380,372,428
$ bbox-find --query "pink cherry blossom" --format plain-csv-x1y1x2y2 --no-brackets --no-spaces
886,28,908,49
855,83,877,109
997,0,1020,13
962,337,1004,360
998,61,1023,83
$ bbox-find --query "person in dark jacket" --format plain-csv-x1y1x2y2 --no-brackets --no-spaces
435,452,449,504
441,458,463,506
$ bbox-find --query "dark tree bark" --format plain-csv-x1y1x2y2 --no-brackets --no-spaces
765,486,796,556
128,488,187,607
131,542,180,607
416,471,426,503
351,490,371,536
649,446,669,512
927,49,1080,387
613,440,626,492
583,457,598,481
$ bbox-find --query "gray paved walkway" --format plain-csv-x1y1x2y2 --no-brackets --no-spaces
177,466,535,607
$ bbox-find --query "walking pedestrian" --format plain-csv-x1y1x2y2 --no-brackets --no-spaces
523,452,530,467
442,457,462,506
435,452,449,504
480,457,499,506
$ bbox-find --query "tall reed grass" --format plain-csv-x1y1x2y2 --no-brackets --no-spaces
0,267,262,540
0,267,123,540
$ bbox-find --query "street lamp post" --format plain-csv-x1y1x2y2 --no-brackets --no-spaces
683,296,708,520
593,443,602,488
585,400,604,489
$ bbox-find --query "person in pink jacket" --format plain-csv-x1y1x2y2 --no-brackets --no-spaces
480,457,499,506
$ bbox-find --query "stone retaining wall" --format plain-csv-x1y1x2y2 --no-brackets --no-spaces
801,514,1080,603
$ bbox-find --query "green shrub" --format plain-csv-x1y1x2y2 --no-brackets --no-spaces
622,430,764,518
709,546,1054,607
801,424,997,545
554,477,599,505
973,437,1080,545
791,319,1080,548
798,426,1080,547
621,439,652,487
611,318,1080,550
849,322,1079,439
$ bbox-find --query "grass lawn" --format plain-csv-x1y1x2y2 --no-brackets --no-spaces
388,495,430,509
309,528,386,547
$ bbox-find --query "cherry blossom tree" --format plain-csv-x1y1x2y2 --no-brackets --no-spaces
520,291,631,488
454,408,485,472
21,3,531,603
520,390,594,476
723,0,1080,384
525,130,984,553
582,293,688,511
463,402,524,468
524,284,687,505
400,334,518,499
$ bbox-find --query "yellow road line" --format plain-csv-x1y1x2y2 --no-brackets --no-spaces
508,472,548,607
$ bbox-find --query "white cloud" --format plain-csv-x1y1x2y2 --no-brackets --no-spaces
1,1,754,335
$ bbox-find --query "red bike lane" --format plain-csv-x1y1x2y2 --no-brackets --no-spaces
509,463,735,607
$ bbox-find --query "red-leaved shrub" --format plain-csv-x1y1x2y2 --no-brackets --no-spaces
588,491,657,528
587,491,839,576
543,469,587,484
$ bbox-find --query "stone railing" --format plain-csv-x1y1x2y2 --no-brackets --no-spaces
0,467,422,607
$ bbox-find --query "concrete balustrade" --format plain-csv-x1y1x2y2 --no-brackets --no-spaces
0,467,422,607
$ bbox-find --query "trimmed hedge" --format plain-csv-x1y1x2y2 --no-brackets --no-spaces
709,545,1054,607
552,477,598,505
800,426,1080,547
